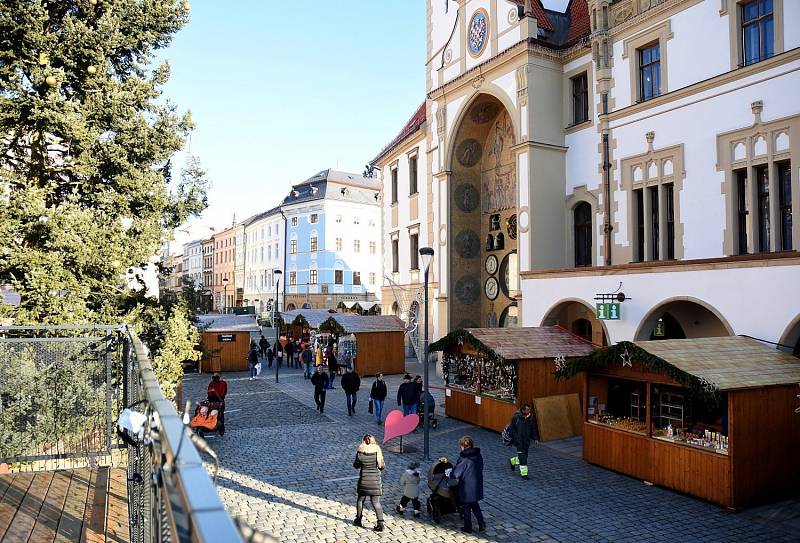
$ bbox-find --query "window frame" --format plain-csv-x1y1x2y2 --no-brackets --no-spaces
391,238,399,273
777,161,793,251
291,217,298,227
740,0,775,66
290,239,297,255
622,20,672,107
352,271,361,286
571,72,589,126
289,271,297,286
309,269,318,285
390,167,399,204
335,269,343,285
354,239,361,253
310,236,318,253
310,213,319,224
638,42,661,102
724,0,784,70
409,154,418,195
573,201,593,267
409,233,420,270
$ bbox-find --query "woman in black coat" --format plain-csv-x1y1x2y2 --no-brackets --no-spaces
353,434,385,532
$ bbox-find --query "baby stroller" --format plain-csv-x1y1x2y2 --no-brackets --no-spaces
426,458,461,524
418,391,438,429
190,396,225,437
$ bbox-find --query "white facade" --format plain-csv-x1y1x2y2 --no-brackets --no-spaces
372,0,800,352
242,208,284,314
182,239,204,288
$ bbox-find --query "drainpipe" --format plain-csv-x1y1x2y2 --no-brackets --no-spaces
280,209,287,311
602,132,612,266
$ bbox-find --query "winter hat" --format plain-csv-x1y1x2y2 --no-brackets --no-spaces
407,461,420,470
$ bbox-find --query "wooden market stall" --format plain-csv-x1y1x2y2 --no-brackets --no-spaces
317,314,406,376
429,327,596,436
197,314,260,373
555,336,800,509
280,309,336,343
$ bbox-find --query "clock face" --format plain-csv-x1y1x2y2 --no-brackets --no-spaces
485,254,498,275
484,277,499,301
468,9,489,57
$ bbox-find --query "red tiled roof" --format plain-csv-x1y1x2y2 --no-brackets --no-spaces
513,0,553,31
567,0,590,43
371,102,426,165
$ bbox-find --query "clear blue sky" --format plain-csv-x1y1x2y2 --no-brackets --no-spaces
162,1,426,247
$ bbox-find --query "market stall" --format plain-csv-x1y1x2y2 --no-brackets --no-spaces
555,336,800,509
317,314,406,375
429,327,595,435
197,314,260,373
280,309,335,342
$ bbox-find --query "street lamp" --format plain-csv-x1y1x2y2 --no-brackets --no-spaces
222,276,229,314
273,269,282,383
419,246,434,461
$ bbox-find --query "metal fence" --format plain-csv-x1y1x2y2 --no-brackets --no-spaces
0,325,250,543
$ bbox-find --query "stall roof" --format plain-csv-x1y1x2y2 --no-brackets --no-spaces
280,309,336,329
632,336,800,391
429,326,595,360
197,314,261,333
319,314,405,334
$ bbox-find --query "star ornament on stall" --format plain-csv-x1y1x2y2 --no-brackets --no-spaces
554,353,566,372
620,347,633,367
701,378,719,395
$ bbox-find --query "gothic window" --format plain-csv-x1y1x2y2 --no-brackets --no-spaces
574,202,592,267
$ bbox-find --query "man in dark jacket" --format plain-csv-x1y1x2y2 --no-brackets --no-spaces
450,435,485,534
508,404,539,479
258,335,269,358
397,374,418,416
301,345,314,379
285,338,295,368
370,373,388,424
247,343,259,381
341,367,361,416
310,366,329,414
327,348,338,390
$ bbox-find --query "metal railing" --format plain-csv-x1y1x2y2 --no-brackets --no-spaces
0,325,249,543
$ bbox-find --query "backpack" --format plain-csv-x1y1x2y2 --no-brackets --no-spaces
501,422,514,446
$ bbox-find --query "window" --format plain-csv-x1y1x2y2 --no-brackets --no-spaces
354,240,361,253
335,214,342,223
735,170,749,254
335,269,343,284
649,186,660,261
573,202,592,267
665,184,675,260
409,156,418,195
369,219,376,227
310,213,318,224
310,236,318,252
392,239,399,273
291,217,298,227
289,271,297,286
369,272,375,285
369,241,376,254
778,162,792,251
309,269,318,285
391,168,398,204
756,165,770,252
335,237,342,251
353,271,361,285
571,73,589,125
354,216,360,225
409,233,419,270
741,0,774,66
634,189,645,262
268,245,272,260
290,240,297,254
638,43,661,101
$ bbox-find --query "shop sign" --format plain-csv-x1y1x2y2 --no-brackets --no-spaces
595,303,621,320
218,334,236,342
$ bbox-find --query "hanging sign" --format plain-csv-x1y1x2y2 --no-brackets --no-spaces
595,303,621,320
653,318,665,337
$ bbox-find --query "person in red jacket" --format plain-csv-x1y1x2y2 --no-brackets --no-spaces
207,372,228,401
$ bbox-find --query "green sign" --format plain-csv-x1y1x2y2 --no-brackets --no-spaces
595,303,621,320
653,318,665,337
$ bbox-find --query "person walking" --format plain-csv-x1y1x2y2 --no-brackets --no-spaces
267,347,275,369
450,435,486,534
327,347,338,390
310,366,328,414
352,434,385,532
395,461,421,518
294,338,302,368
397,374,418,416
285,338,295,369
247,342,259,381
508,404,538,479
276,342,284,368
341,367,361,416
370,373,388,424
413,375,423,405
301,344,314,379
258,335,269,358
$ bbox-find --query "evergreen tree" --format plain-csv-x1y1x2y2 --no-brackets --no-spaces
0,0,206,326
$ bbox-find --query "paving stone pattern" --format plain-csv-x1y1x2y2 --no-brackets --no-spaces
183,362,798,543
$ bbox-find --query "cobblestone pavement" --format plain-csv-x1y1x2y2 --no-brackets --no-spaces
183,362,799,542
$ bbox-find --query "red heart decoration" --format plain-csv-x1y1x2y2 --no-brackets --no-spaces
382,409,418,444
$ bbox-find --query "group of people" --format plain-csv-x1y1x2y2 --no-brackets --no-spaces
352,433,486,534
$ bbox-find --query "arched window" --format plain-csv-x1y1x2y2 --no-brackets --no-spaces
572,318,592,342
391,302,400,317
574,202,592,267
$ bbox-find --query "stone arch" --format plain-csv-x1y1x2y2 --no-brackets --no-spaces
634,296,734,341
444,86,520,172
779,314,800,356
541,298,609,346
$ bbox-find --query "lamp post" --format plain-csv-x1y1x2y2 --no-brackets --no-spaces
222,276,229,314
419,246,434,461
273,269,282,383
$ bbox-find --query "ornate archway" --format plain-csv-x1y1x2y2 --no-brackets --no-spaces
541,298,608,346
634,297,733,341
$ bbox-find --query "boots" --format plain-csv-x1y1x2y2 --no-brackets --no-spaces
353,516,363,527
395,505,404,515
373,521,385,532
